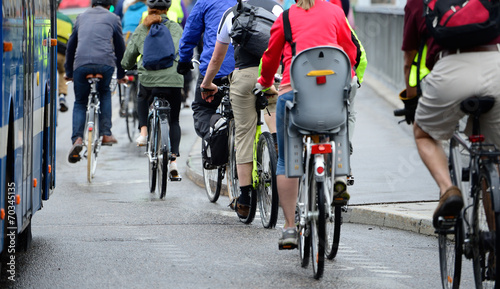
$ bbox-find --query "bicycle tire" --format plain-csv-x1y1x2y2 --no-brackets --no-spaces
203,166,223,203
256,132,278,228
326,205,342,260
311,177,326,279
298,179,310,268
147,115,157,193
472,163,499,288
125,81,138,142
227,120,239,202
157,120,169,199
438,217,462,289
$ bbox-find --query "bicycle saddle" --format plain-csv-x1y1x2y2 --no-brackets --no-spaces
460,96,495,116
86,74,103,79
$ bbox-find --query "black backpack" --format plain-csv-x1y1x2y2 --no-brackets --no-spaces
142,20,176,70
202,114,229,167
424,0,500,49
229,0,277,57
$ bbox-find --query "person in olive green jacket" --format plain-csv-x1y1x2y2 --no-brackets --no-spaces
121,0,183,178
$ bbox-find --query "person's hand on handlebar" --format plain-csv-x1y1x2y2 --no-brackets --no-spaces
200,82,218,103
254,82,278,98
117,77,128,84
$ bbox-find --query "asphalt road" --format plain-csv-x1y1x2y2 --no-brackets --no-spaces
0,79,473,288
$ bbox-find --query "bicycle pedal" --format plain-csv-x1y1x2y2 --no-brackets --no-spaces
437,216,457,229
169,176,182,182
347,175,354,186
278,243,298,250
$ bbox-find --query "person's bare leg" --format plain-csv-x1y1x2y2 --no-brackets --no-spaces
237,163,252,187
264,111,276,134
413,123,452,195
277,175,299,229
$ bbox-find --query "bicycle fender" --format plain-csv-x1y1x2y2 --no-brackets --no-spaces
159,120,170,154
484,162,500,213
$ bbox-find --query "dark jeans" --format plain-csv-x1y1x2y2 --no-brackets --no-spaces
72,64,114,143
191,74,230,138
138,85,182,157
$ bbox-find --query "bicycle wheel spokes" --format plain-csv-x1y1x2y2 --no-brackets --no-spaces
297,197,310,267
438,218,462,289
125,82,138,142
472,169,498,289
257,132,278,228
311,178,325,279
203,166,223,203
227,120,239,201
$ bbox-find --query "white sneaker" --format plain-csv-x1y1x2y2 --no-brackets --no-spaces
136,135,147,146
169,162,178,177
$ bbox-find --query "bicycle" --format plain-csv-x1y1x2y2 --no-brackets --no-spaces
434,96,500,289
119,69,139,142
83,74,103,183
201,83,279,227
146,96,181,199
201,83,232,204
284,46,352,279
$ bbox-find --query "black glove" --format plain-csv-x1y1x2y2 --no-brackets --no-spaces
253,88,268,110
394,89,419,125
177,61,193,75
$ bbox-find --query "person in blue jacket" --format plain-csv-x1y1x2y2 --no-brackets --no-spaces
176,0,236,141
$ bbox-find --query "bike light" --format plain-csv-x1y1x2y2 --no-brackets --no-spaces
469,135,485,143
127,75,135,82
311,144,332,154
316,75,326,85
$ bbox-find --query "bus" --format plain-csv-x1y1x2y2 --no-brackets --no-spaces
1,0,57,275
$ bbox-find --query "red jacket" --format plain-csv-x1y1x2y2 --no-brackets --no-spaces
258,0,357,88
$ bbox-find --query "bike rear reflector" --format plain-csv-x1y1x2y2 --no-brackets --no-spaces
127,75,135,82
469,135,485,143
311,144,332,154
306,70,334,76
316,76,326,85
316,166,324,174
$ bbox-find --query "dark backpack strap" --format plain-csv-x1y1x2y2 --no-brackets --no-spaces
282,9,296,56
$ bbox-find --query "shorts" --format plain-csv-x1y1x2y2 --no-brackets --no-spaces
416,51,500,148
230,67,275,164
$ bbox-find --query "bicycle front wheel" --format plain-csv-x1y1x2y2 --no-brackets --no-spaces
472,163,500,288
203,166,223,203
311,178,326,279
326,205,342,260
438,217,462,289
257,132,278,228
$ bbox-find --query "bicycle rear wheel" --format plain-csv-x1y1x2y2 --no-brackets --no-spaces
125,81,138,142
438,217,462,289
147,115,157,193
227,120,239,202
257,132,278,228
87,129,94,183
311,178,326,279
298,178,310,268
203,166,223,203
157,121,169,199
472,164,500,288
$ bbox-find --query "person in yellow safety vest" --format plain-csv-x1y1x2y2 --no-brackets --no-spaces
56,0,74,112
140,0,184,24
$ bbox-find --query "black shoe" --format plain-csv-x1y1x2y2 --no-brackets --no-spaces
433,186,464,228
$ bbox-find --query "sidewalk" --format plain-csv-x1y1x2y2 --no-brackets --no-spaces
185,73,438,237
